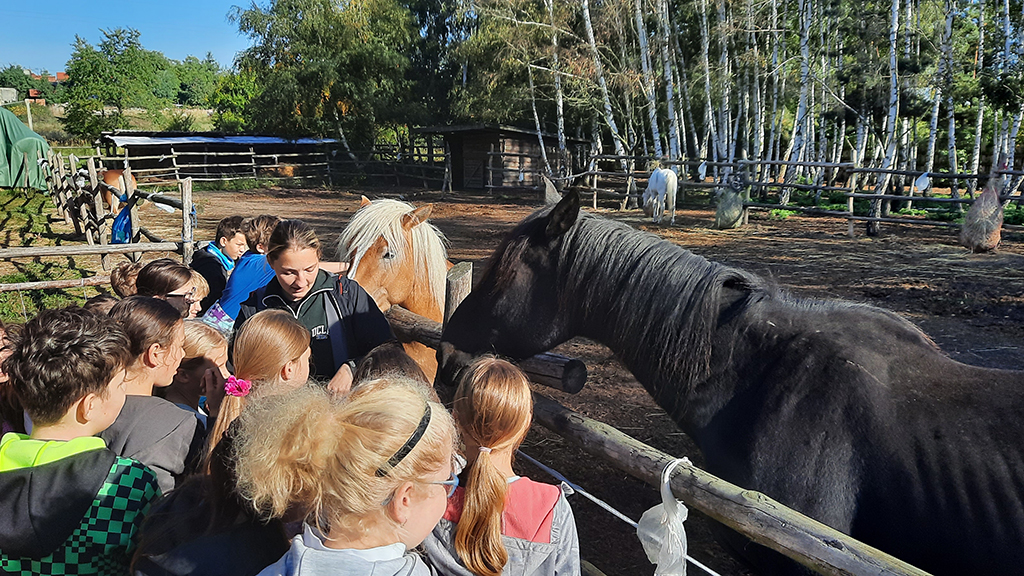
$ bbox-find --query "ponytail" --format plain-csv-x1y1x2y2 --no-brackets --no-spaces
456,448,511,576
452,357,533,576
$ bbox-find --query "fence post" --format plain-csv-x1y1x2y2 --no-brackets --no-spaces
87,157,110,270
170,147,180,181
487,143,495,193
444,261,472,328
23,99,32,131
847,167,861,238
441,143,452,197
180,178,194,265
125,164,141,262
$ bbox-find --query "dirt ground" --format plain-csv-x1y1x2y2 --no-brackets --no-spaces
117,186,1024,574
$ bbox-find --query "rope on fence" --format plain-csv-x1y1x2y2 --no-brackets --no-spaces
517,450,723,576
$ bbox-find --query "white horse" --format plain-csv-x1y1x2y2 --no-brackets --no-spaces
642,167,678,225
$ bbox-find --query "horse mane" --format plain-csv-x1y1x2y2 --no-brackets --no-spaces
551,211,937,409
337,199,449,308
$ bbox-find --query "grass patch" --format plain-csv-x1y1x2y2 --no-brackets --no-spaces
0,188,105,323
768,208,799,220
1005,203,1024,226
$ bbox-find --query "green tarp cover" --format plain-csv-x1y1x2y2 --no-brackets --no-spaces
0,107,50,190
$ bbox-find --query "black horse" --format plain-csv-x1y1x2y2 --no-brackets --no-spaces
438,190,1024,575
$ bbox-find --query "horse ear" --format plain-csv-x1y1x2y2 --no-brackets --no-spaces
546,189,579,238
543,175,561,205
402,204,433,230
360,196,372,208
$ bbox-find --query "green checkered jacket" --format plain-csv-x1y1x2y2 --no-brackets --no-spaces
0,434,161,576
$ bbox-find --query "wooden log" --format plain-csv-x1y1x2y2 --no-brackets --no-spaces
0,275,111,293
0,242,182,259
137,191,183,210
386,305,586,394
444,261,472,327
180,178,194,265
531,393,931,576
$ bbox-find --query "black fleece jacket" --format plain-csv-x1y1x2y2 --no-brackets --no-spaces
234,270,395,380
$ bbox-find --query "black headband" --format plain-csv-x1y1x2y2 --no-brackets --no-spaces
375,403,432,477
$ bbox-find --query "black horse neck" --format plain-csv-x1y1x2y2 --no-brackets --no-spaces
557,217,754,428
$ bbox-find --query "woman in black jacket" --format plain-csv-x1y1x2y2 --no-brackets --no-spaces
233,219,395,394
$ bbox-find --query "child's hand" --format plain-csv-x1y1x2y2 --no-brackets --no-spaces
203,366,229,417
328,363,354,396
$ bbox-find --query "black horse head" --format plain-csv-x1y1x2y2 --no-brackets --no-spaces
438,191,581,388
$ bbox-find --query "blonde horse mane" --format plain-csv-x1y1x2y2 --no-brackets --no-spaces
337,199,449,310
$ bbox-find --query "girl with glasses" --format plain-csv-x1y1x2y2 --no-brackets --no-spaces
135,258,203,318
234,379,456,576
424,357,581,576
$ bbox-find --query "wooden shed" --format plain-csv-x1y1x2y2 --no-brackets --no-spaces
414,124,589,190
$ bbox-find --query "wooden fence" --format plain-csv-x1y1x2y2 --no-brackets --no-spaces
95,145,451,191
0,151,196,293
381,264,933,576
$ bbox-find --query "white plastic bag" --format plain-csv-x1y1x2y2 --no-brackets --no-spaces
637,458,690,576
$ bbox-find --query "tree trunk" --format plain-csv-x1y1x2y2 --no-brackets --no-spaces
542,0,566,176
527,65,553,177
635,0,664,159
658,0,680,161
581,0,630,172
869,0,901,235
699,0,718,161
785,0,812,183
969,0,986,197
943,0,961,209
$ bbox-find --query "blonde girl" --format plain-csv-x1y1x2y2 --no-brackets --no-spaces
234,379,457,576
204,309,311,460
166,320,229,429
423,357,580,576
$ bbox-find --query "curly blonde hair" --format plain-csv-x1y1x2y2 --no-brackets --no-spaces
233,379,456,537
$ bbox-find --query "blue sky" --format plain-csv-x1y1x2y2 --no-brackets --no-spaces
0,1,253,73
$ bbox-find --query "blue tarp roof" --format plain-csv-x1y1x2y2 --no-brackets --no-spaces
105,135,336,147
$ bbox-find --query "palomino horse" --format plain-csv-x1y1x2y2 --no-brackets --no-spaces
438,190,1024,575
101,169,136,213
338,197,451,380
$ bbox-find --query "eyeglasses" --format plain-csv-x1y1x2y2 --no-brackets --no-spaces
165,287,198,314
431,469,460,498
381,468,460,506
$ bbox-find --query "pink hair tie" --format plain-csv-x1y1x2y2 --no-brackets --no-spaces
224,375,252,397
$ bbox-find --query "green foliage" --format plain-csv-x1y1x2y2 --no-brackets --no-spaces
209,70,260,132
61,28,225,139
175,55,220,107
1004,204,1024,226
164,110,197,131
231,0,417,144
768,208,799,220
0,189,98,323
153,69,180,101
0,65,60,102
